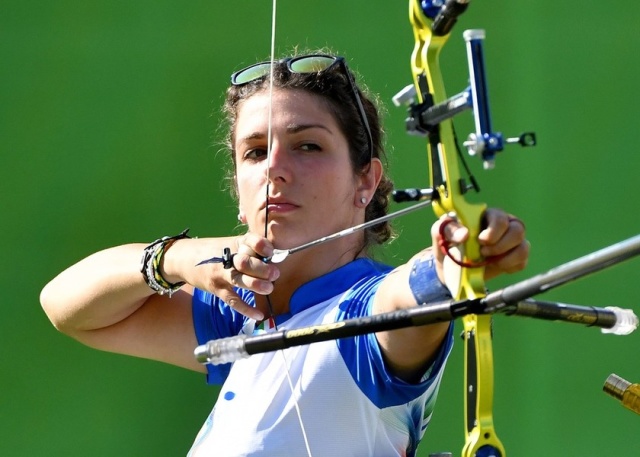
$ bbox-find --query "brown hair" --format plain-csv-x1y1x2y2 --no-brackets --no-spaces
222,52,395,254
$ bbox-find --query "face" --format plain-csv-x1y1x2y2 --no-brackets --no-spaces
234,88,368,250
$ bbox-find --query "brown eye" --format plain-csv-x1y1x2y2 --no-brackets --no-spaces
244,147,268,160
299,142,321,152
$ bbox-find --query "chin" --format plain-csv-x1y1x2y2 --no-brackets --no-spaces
268,227,316,251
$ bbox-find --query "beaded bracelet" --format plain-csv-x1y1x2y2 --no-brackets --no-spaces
140,229,191,297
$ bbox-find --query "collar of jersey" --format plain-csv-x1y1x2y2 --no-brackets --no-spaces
271,258,392,326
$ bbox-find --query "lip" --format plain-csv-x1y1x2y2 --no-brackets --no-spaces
260,196,300,213
267,202,298,212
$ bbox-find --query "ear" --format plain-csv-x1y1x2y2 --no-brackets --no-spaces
233,173,245,222
355,158,383,207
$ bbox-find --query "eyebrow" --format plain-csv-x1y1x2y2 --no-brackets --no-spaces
286,123,333,134
237,123,334,144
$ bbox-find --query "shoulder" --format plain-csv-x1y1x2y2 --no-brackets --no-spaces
335,258,392,316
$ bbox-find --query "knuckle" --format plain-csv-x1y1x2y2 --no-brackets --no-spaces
234,254,252,271
219,288,242,308
226,296,240,309
508,217,526,236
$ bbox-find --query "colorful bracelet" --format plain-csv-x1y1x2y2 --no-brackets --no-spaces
140,228,191,297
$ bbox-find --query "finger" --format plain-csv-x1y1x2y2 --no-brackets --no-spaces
228,258,277,293
217,287,265,321
234,250,279,280
484,239,530,280
478,208,511,245
432,213,469,246
235,236,279,282
479,216,526,258
238,233,274,259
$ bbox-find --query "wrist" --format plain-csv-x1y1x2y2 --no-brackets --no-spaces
140,229,190,297
408,253,451,305
158,237,189,285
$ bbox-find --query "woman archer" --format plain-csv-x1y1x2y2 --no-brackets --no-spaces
40,52,528,456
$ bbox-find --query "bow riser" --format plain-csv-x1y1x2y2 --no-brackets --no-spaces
408,2,504,455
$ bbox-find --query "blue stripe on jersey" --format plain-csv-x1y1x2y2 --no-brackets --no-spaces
335,278,454,408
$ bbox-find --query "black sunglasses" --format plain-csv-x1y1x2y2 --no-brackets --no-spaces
231,54,374,161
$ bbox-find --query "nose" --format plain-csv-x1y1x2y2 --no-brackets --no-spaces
266,140,291,184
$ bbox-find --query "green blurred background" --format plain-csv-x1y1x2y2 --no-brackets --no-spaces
2,1,639,455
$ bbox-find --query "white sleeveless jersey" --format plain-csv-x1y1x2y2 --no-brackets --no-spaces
189,259,453,457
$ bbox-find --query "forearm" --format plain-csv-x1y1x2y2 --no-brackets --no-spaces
40,244,153,333
373,249,452,382
40,236,240,334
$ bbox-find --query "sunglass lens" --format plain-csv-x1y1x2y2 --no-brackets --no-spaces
289,56,336,73
232,63,272,85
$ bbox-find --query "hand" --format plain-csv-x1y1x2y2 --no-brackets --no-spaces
169,233,280,320
431,208,530,282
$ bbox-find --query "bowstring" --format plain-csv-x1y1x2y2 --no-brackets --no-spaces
264,1,313,455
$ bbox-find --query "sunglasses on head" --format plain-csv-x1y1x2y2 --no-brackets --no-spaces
231,54,374,161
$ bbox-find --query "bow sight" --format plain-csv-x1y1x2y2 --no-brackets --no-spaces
393,1,536,182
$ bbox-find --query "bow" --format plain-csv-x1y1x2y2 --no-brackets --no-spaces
394,1,549,455
397,1,506,455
